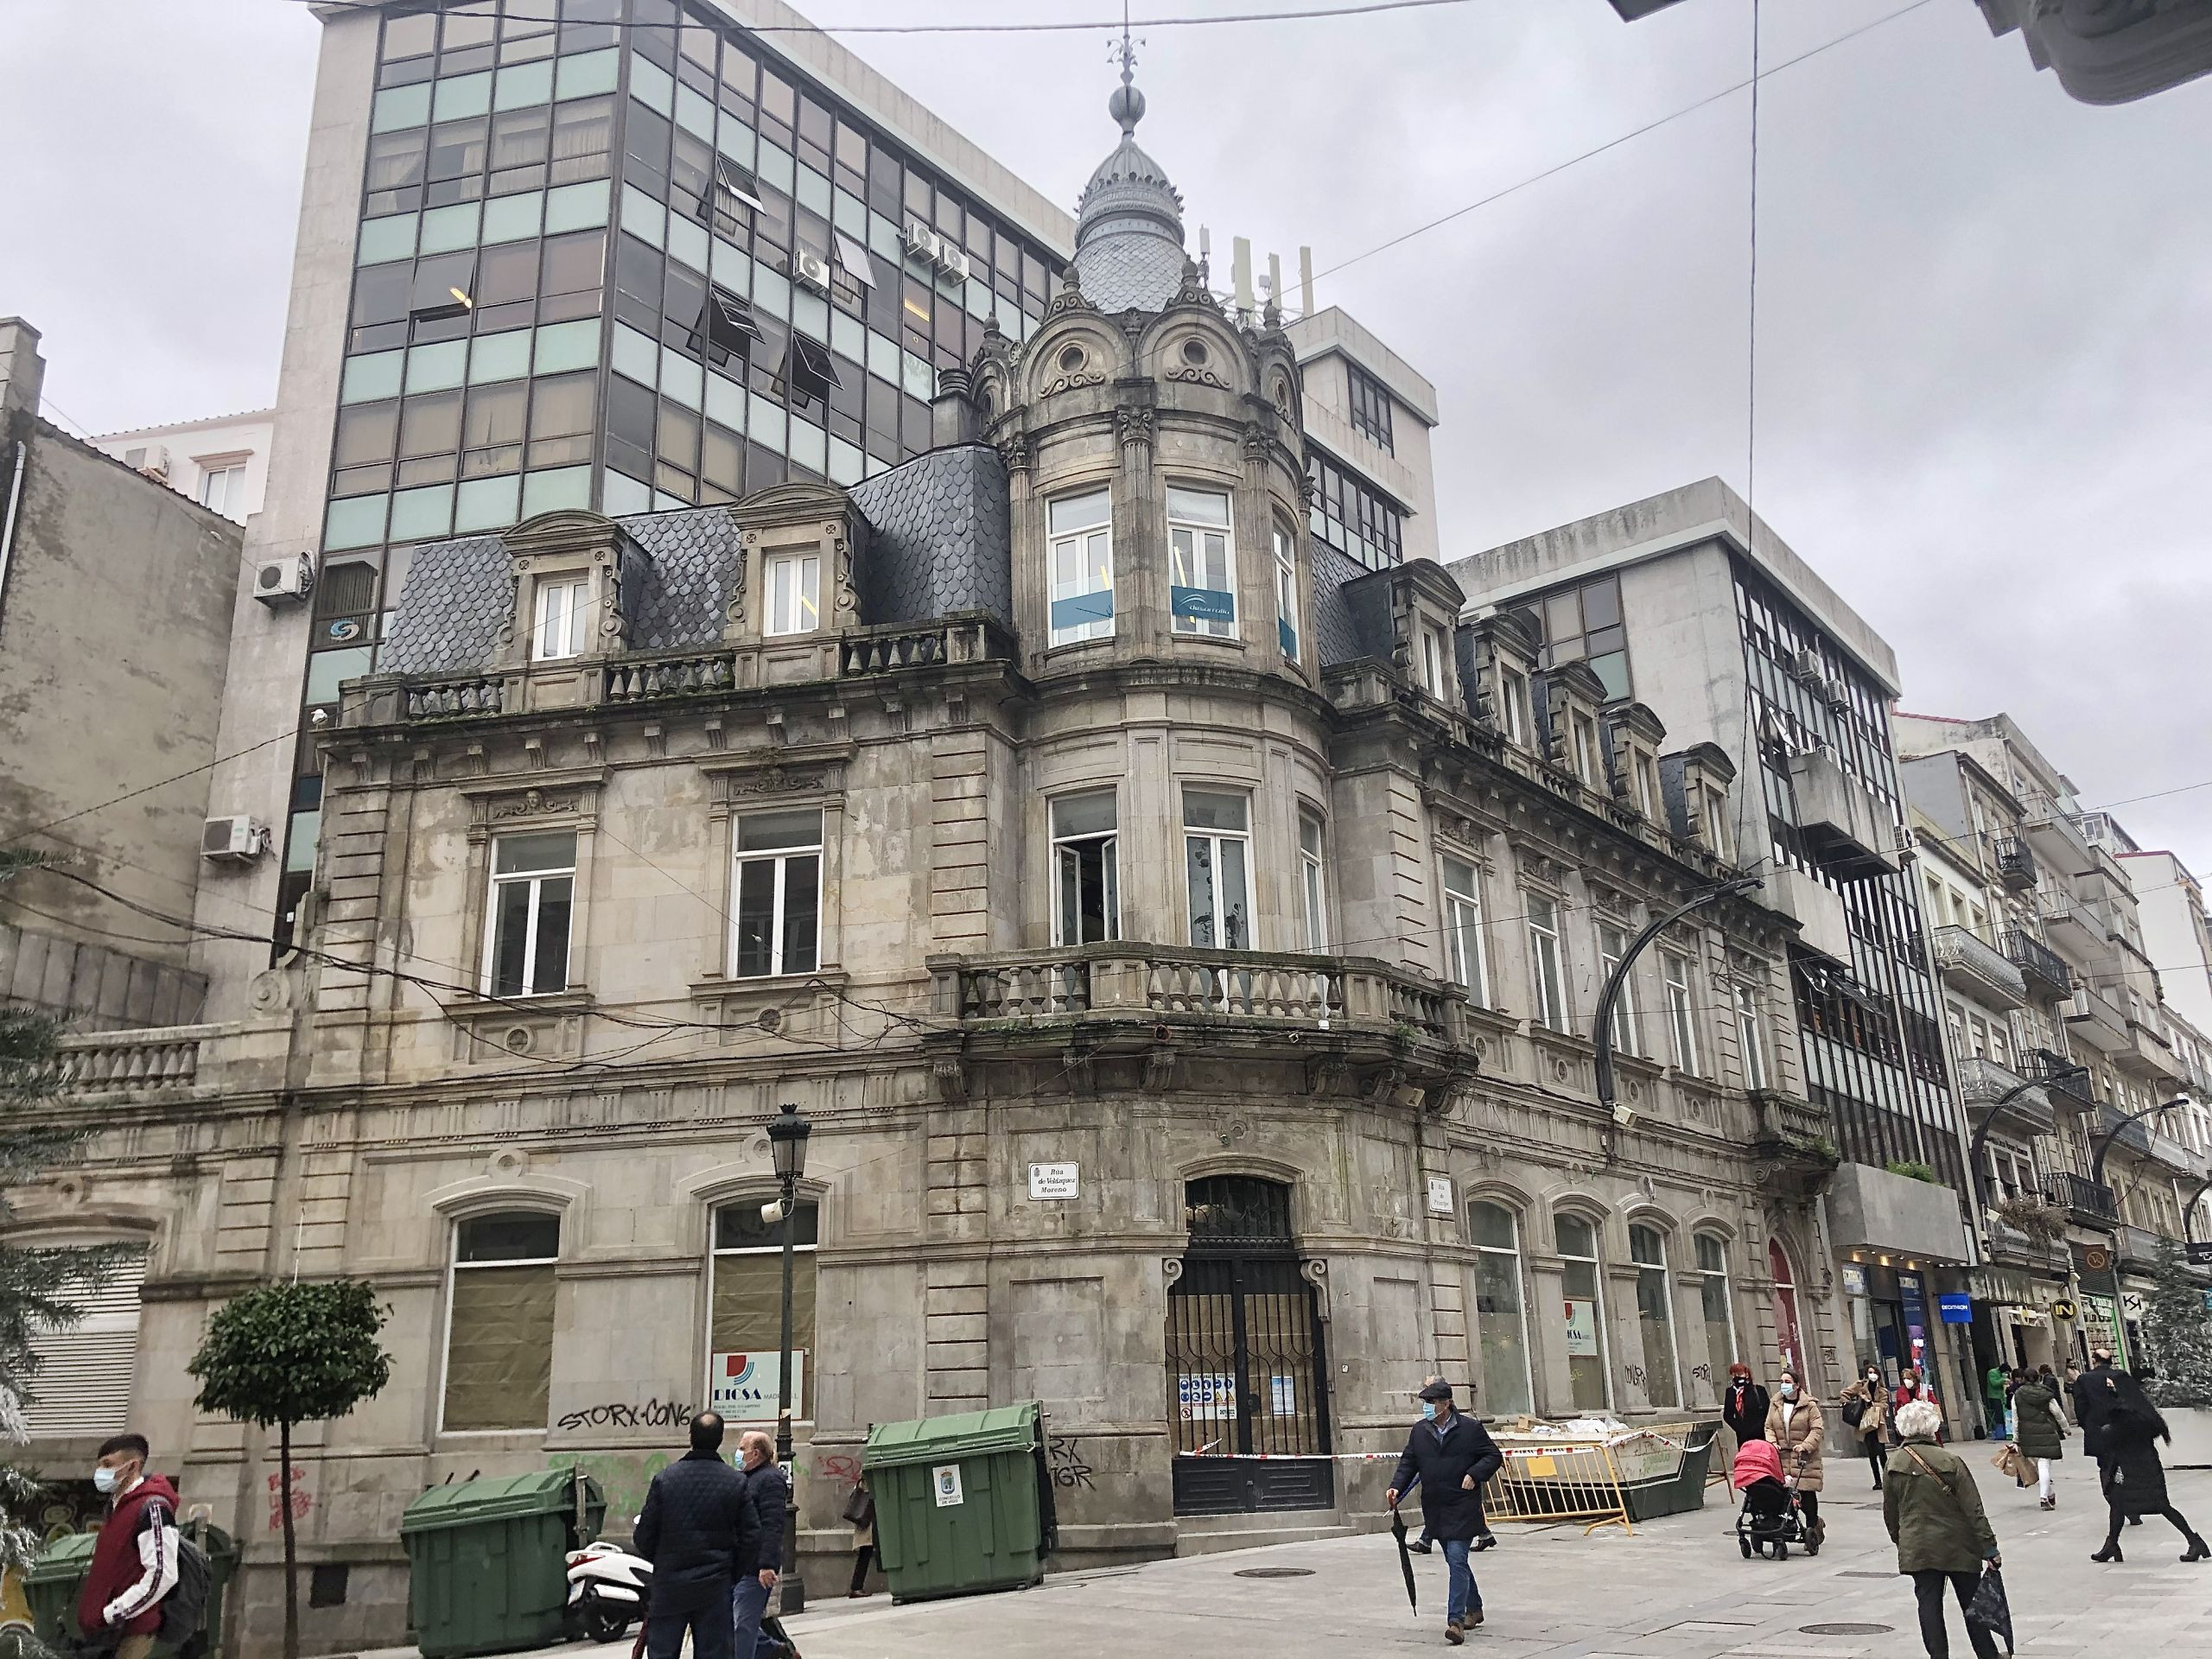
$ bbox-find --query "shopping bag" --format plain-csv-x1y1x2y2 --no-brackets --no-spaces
1965,1565,2014,1656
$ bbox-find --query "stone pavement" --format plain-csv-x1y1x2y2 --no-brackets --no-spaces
551,1455,2212,1659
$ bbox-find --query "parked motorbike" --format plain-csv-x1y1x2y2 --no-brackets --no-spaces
565,1540,652,1643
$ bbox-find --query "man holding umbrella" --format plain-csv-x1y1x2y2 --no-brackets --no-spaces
1387,1380,1503,1645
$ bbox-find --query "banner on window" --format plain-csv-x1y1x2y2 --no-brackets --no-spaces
1563,1299,1600,1357
710,1350,805,1422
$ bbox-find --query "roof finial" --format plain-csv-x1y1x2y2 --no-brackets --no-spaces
1108,3,1145,137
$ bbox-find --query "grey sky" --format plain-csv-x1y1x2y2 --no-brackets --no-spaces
4,0,2207,885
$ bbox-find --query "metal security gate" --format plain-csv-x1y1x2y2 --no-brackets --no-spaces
1168,1178,1333,1516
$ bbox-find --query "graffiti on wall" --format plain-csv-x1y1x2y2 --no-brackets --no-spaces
1046,1436,1096,1491
554,1398,699,1433
268,1465,312,1533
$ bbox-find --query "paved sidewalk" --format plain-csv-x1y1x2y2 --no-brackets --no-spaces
544,1456,2212,1659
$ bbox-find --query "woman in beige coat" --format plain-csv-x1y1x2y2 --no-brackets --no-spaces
1767,1366,1827,1546
1841,1362,1891,1490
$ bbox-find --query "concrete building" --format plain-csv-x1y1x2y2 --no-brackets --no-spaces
1975,0,2212,105
0,318,243,1039
90,410,276,524
1895,712,2210,1369
21,73,1834,1655
1446,480,1984,1425
2118,847,2212,1037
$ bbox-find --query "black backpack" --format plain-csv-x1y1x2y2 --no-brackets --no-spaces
155,1529,214,1653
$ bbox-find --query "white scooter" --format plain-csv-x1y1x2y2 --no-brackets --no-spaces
565,1540,653,1644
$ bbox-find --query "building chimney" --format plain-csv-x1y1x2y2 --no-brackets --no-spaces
0,318,46,425
931,365,980,448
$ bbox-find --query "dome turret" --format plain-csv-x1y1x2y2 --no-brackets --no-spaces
1071,46,1188,314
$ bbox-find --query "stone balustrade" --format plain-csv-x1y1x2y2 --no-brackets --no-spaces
403,675,505,721
838,616,1010,677
55,1025,217,1095
602,651,735,703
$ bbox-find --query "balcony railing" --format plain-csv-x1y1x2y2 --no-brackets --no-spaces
55,1026,214,1094
603,650,735,703
931,944,1465,1046
2044,1170,2117,1222
838,617,1011,677
2065,982,2131,1052
1994,835,2037,892
2097,1103,2153,1158
1931,925,2026,1007
2001,930,2072,1000
2116,1224,2175,1268
1956,1055,2056,1135
404,674,505,721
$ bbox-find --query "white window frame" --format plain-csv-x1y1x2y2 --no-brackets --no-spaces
1421,626,1450,699
197,459,247,518
1598,921,1641,1057
1468,1201,1535,1419
1441,855,1487,1004
1499,667,1531,747
439,1210,561,1435
1706,790,1732,859
1573,713,1601,785
1298,810,1327,951
1182,787,1253,950
1694,1232,1736,1400
1273,524,1300,658
729,808,824,978
1662,950,1699,1075
1736,982,1769,1090
1555,1211,1611,1412
1051,791,1120,946
765,550,822,637
1635,754,1661,821
1167,486,1236,639
1047,487,1115,646
482,831,575,996
1527,893,1567,1032
1629,1222,1682,1409
532,575,589,661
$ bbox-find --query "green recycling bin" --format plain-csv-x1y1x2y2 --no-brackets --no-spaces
400,1469,606,1658
22,1529,99,1647
863,1401,1056,1603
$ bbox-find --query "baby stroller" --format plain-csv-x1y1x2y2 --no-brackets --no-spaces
1732,1438,1814,1560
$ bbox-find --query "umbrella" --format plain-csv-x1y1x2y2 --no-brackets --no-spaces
1390,1491,1418,1612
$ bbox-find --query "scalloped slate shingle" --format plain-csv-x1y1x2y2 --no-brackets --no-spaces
622,509,743,649
849,444,1012,627
378,536,512,677
1312,537,1385,669
1071,234,1185,315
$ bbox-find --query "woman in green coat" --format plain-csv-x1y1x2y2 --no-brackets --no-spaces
2010,1373,2069,1510
1885,1402,2002,1659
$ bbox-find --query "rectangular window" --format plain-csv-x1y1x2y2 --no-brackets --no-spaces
1598,922,1640,1057
1298,810,1327,951
1346,362,1395,454
1737,982,1769,1090
19,1243,147,1438
1630,1224,1681,1409
730,809,823,978
1052,791,1119,946
1167,486,1236,638
1499,668,1530,747
1442,856,1486,1004
1662,950,1699,1074
1573,714,1601,785
198,461,248,518
1635,755,1661,822
765,551,821,636
1706,791,1732,860
710,1200,817,1421
1555,1213,1609,1411
1695,1234,1737,1401
1470,1203,1533,1417
1421,626,1450,699
486,832,575,997
1525,573,1629,701
1273,524,1299,658
442,1212,560,1433
532,575,588,660
1183,788,1251,950
1047,488,1113,645
1527,893,1567,1032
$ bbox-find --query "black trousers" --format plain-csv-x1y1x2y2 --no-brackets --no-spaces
1912,1570,1998,1659
849,1543,875,1595
2104,1498,2196,1547
646,1601,734,1659
1797,1491,1819,1529
1863,1436,1886,1485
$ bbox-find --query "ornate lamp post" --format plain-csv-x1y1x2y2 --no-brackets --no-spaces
767,1101,812,1614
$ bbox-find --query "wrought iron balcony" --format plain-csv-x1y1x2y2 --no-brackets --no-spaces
1931,925,2026,1009
1994,835,2037,892
2039,887,2103,951
2043,1170,2117,1223
2001,930,2072,1000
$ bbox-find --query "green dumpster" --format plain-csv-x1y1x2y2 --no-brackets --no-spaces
863,1402,1056,1603
400,1469,606,1658
185,1521,240,1656
22,1529,99,1648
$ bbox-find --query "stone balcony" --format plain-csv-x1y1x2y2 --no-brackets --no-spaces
51,1020,290,1107
1931,925,2026,1009
2065,982,2131,1054
1747,1089,1837,1189
1954,1054,2055,1135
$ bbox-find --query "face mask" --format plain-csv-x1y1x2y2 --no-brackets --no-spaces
1868,1371,1880,1382
1421,1402,1437,1421
92,1466,120,1495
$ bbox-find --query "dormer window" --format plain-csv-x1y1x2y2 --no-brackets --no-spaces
1168,486,1236,639
1706,791,1732,860
1572,714,1601,784
532,576,589,661
1636,755,1661,821
1499,668,1531,747
1421,626,1451,700
765,551,821,637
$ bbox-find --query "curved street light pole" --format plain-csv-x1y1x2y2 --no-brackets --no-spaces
1966,1062,2088,1215
1594,872,1764,1135
2082,1093,2186,1369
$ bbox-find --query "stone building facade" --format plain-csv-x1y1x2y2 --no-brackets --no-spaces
22,85,1842,1656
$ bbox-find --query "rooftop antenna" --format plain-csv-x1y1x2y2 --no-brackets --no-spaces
1109,1,1143,137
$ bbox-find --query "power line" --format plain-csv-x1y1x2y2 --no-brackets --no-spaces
292,0,1481,35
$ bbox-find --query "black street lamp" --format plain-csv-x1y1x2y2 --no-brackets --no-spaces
2082,1093,2186,1366
1593,873,1764,1137
766,1101,812,1615
1966,1055,2088,1216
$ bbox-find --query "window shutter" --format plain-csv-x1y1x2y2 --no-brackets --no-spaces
22,1247,149,1438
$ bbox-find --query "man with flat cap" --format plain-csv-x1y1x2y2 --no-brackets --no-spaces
1387,1380,1503,1645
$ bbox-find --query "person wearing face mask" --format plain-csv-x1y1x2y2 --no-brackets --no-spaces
1840,1363,1891,1490
1720,1363,1770,1462
76,1433,181,1659
1765,1369,1827,1548
1387,1381,1503,1646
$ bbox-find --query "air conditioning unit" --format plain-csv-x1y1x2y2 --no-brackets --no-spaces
934,244,971,283
124,444,171,480
791,248,832,292
1793,646,1823,682
253,554,314,605
201,816,270,862
903,220,944,265
1822,676,1852,711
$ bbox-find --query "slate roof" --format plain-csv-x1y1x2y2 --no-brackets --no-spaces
1311,537,1390,669
379,448,1012,677
1071,232,1186,316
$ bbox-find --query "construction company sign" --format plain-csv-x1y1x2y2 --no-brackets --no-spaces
710,1351,805,1422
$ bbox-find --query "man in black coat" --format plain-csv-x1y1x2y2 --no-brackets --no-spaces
731,1430,789,1659
1387,1381,1503,1646
632,1413,758,1659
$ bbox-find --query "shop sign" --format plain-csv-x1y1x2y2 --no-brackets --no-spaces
2121,1292,2148,1322
2080,1294,2120,1356
709,1351,804,1422
2051,1300,2077,1320
1968,1266,2042,1306
1563,1298,1600,1357
1938,1294,1974,1324
2201,1289,2212,1315
1270,1374,1297,1415
2188,1243,2212,1267
1840,1264,1869,1297
1028,1162,1079,1200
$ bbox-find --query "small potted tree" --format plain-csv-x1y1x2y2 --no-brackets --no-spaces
2141,1240,2212,1469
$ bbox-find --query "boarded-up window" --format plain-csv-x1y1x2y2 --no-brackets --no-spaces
709,1201,816,1423
442,1212,559,1432
22,1244,148,1438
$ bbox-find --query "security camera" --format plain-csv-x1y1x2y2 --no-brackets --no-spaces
760,1198,788,1225
309,708,329,728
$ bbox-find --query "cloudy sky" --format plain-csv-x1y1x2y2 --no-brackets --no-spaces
4,0,2208,888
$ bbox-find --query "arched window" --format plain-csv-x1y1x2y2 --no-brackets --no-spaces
20,1239,149,1438
1554,1212,1608,1411
1769,1238,1803,1377
709,1198,818,1423
442,1211,560,1433
1694,1234,1737,1402
1469,1202,1532,1418
1628,1224,1680,1410
1184,1175,1292,1247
